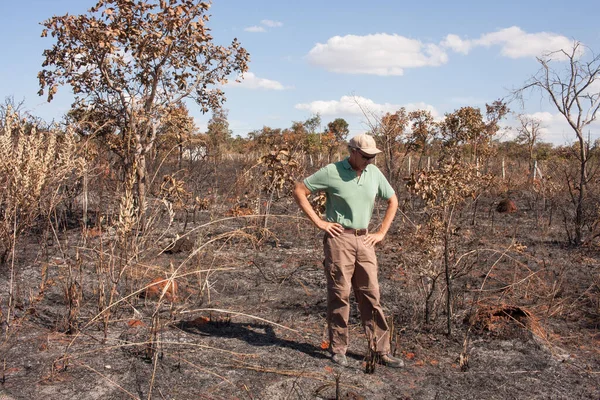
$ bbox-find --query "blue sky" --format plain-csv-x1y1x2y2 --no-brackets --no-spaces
1,0,599,145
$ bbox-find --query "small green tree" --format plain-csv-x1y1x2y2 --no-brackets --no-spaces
323,118,349,160
327,118,350,143
206,108,231,162
439,102,508,163
248,126,285,151
407,109,436,155
303,114,323,157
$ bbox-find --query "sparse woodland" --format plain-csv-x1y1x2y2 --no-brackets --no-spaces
0,1,599,399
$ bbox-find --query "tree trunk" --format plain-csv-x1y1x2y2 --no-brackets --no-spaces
136,153,148,230
178,141,183,170
444,205,455,336
575,159,585,244
575,135,588,244
444,223,452,336
425,276,438,325
385,141,394,183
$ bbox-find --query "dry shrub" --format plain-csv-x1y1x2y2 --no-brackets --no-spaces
397,224,445,327
227,204,255,217
85,167,183,339
0,106,84,335
406,159,494,334
309,192,326,216
160,174,190,210
258,148,300,197
0,106,84,264
195,196,211,211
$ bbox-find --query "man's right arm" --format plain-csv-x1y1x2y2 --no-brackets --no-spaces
292,182,344,237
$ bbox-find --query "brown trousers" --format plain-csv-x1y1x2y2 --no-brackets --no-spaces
323,232,390,355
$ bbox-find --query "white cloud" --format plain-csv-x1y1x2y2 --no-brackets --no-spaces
227,72,289,90
526,111,558,124
244,26,266,33
442,27,575,59
307,34,448,76
261,19,283,28
585,79,600,97
508,111,600,145
295,95,439,118
440,34,472,55
245,19,283,33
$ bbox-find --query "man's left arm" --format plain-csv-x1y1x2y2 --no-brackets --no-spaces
364,194,398,247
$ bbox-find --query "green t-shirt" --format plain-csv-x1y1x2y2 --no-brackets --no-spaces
303,158,395,229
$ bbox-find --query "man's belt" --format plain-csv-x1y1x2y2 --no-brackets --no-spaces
343,228,368,236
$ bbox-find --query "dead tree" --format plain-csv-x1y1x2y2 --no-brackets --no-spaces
513,41,600,244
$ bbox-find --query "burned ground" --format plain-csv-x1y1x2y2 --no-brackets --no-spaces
0,189,599,400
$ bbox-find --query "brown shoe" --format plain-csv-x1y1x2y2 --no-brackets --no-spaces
378,353,404,368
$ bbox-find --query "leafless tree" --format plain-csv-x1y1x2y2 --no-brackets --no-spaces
513,41,600,244
515,114,545,174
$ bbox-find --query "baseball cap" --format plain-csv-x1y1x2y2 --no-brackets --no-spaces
348,134,382,156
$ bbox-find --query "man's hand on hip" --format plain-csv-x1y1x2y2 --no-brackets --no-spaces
363,231,385,247
318,221,344,237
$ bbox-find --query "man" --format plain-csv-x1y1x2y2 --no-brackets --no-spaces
293,133,403,368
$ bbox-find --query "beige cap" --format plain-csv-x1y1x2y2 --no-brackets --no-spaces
348,134,382,156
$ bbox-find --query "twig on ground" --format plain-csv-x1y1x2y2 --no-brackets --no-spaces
74,360,139,399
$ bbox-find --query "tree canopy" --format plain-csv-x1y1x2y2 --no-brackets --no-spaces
38,0,250,216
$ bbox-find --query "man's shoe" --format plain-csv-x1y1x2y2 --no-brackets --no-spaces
331,353,348,367
378,353,404,368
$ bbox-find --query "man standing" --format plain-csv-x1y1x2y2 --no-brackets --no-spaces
293,133,403,368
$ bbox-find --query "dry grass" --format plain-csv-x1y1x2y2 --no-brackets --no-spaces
0,106,83,333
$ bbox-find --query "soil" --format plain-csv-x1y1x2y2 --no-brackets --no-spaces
0,193,599,400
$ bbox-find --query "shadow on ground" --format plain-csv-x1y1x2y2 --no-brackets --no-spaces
177,318,330,361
